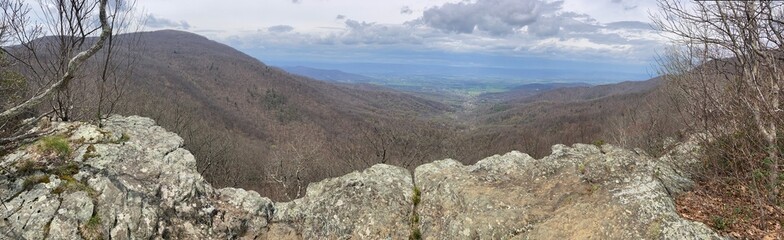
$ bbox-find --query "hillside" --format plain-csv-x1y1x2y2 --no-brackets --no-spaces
92,30,456,197
496,77,661,104
454,76,677,160
478,82,592,102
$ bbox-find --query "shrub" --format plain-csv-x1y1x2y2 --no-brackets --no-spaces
409,228,421,240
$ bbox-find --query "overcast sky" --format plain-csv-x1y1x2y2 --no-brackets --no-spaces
133,0,666,81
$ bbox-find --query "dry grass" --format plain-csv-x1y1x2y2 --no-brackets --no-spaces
22,174,50,190
79,213,103,240
37,136,71,157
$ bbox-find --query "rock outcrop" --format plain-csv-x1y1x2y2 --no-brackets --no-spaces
414,144,719,239
0,116,724,239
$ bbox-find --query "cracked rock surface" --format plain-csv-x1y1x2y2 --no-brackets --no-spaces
415,144,723,239
0,116,723,239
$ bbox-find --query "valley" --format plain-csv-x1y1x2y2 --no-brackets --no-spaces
283,65,607,96
72,30,665,202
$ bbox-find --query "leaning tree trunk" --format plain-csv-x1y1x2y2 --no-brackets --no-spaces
0,0,112,121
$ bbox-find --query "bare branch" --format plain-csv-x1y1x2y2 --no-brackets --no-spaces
0,0,112,121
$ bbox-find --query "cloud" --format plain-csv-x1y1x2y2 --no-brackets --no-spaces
609,0,638,11
345,19,373,30
526,16,560,37
421,0,561,35
144,15,190,30
605,21,652,30
220,0,666,64
400,6,413,15
268,25,294,33
107,0,133,11
335,19,428,45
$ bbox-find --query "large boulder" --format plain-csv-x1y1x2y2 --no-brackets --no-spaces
0,115,724,239
0,116,275,239
0,116,413,239
414,144,723,239
270,164,413,239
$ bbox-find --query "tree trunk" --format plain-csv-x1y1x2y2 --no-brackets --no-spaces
767,123,780,203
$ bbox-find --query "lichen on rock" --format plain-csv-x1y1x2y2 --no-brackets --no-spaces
0,115,724,239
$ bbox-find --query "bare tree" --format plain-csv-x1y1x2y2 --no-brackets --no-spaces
332,118,449,170
653,0,784,202
0,0,117,151
269,123,325,200
1,0,112,119
0,0,140,151
122,91,241,187
606,90,684,157
86,0,142,125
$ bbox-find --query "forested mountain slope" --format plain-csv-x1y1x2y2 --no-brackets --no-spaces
104,30,455,198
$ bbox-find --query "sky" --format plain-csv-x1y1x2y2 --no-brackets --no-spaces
134,0,667,82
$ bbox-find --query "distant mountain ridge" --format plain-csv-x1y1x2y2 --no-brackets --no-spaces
514,77,663,104
281,66,380,84
479,82,592,102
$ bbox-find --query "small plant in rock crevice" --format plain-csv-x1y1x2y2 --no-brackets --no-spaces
83,145,101,160
16,160,46,175
409,186,423,240
79,211,103,240
37,136,72,158
412,187,421,206
22,174,50,190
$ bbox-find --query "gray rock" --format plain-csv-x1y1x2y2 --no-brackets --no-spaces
46,191,94,239
0,115,724,239
272,164,414,239
48,215,82,240
213,187,273,238
414,143,724,240
2,188,61,240
655,136,704,197
0,116,271,239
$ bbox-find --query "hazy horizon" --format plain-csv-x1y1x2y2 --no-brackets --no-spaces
133,0,665,84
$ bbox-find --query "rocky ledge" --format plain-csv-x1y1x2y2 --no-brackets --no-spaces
0,116,723,239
